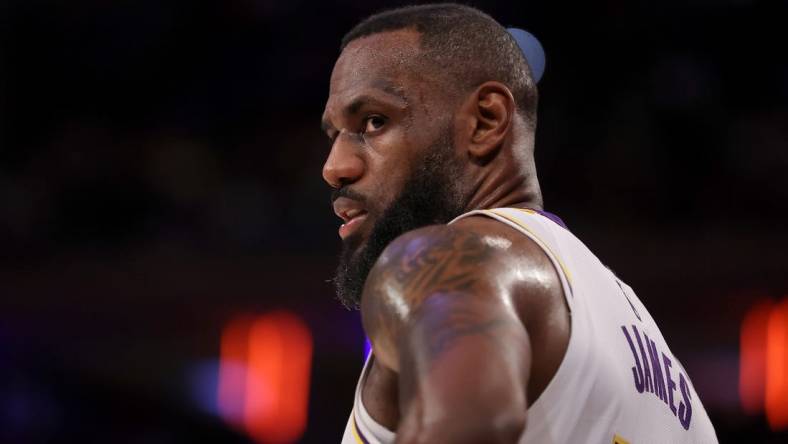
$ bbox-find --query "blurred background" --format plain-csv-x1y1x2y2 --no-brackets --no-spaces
1,0,786,442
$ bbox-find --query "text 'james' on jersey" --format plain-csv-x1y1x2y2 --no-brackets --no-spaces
621,324,693,430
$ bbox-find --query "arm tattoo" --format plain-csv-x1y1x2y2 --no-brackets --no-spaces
363,226,517,363
392,228,492,297
416,292,510,359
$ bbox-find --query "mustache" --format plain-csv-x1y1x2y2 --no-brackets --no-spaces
330,186,369,206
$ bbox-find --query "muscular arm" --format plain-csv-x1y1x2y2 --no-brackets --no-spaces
361,220,542,443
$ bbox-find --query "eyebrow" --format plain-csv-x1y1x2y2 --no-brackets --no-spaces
321,83,408,133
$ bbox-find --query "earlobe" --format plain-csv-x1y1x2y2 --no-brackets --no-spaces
468,82,515,160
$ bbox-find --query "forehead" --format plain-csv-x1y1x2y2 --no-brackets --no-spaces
326,30,422,111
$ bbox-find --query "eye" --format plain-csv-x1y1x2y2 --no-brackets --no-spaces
362,115,386,134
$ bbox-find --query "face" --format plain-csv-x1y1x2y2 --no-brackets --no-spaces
321,30,467,308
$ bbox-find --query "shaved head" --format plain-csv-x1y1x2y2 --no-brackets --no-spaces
341,3,538,125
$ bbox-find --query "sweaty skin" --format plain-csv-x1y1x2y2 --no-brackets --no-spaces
322,29,570,443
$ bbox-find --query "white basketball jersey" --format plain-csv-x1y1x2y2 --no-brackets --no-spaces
341,207,718,444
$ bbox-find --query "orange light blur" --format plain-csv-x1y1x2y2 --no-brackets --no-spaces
740,300,773,415
218,311,313,444
218,315,255,428
766,299,788,430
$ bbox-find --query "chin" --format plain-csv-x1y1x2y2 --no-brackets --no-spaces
344,217,375,247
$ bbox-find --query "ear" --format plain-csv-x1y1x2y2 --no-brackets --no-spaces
460,81,515,161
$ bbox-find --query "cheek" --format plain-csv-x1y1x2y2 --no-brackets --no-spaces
362,137,418,213
365,170,405,217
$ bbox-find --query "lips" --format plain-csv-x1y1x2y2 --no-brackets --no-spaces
333,196,369,239
338,212,368,239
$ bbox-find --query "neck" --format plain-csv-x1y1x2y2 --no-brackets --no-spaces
463,116,543,212
464,169,542,212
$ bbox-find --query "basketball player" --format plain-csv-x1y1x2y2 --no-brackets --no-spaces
321,4,718,443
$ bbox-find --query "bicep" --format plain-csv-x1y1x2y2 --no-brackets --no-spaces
396,290,531,442
360,225,532,442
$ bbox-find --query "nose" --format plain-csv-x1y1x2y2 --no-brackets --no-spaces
322,133,365,188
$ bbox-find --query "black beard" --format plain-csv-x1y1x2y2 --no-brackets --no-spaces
332,134,466,309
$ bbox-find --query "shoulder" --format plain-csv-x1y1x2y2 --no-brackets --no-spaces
363,215,560,298
360,215,563,368
363,218,513,305
368,220,501,288
368,214,548,274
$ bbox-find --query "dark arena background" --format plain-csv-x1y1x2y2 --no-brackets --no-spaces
1,1,787,443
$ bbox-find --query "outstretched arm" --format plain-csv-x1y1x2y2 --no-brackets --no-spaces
361,222,533,443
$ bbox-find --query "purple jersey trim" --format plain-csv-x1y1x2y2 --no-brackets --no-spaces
353,415,372,444
534,209,568,230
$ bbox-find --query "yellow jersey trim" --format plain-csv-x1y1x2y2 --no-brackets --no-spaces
613,434,631,444
350,411,366,444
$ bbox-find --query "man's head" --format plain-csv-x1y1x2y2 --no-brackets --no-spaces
321,3,541,308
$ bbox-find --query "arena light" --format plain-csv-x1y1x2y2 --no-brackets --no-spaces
218,315,255,428
218,311,313,443
739,300,772,415
766,299,788,430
